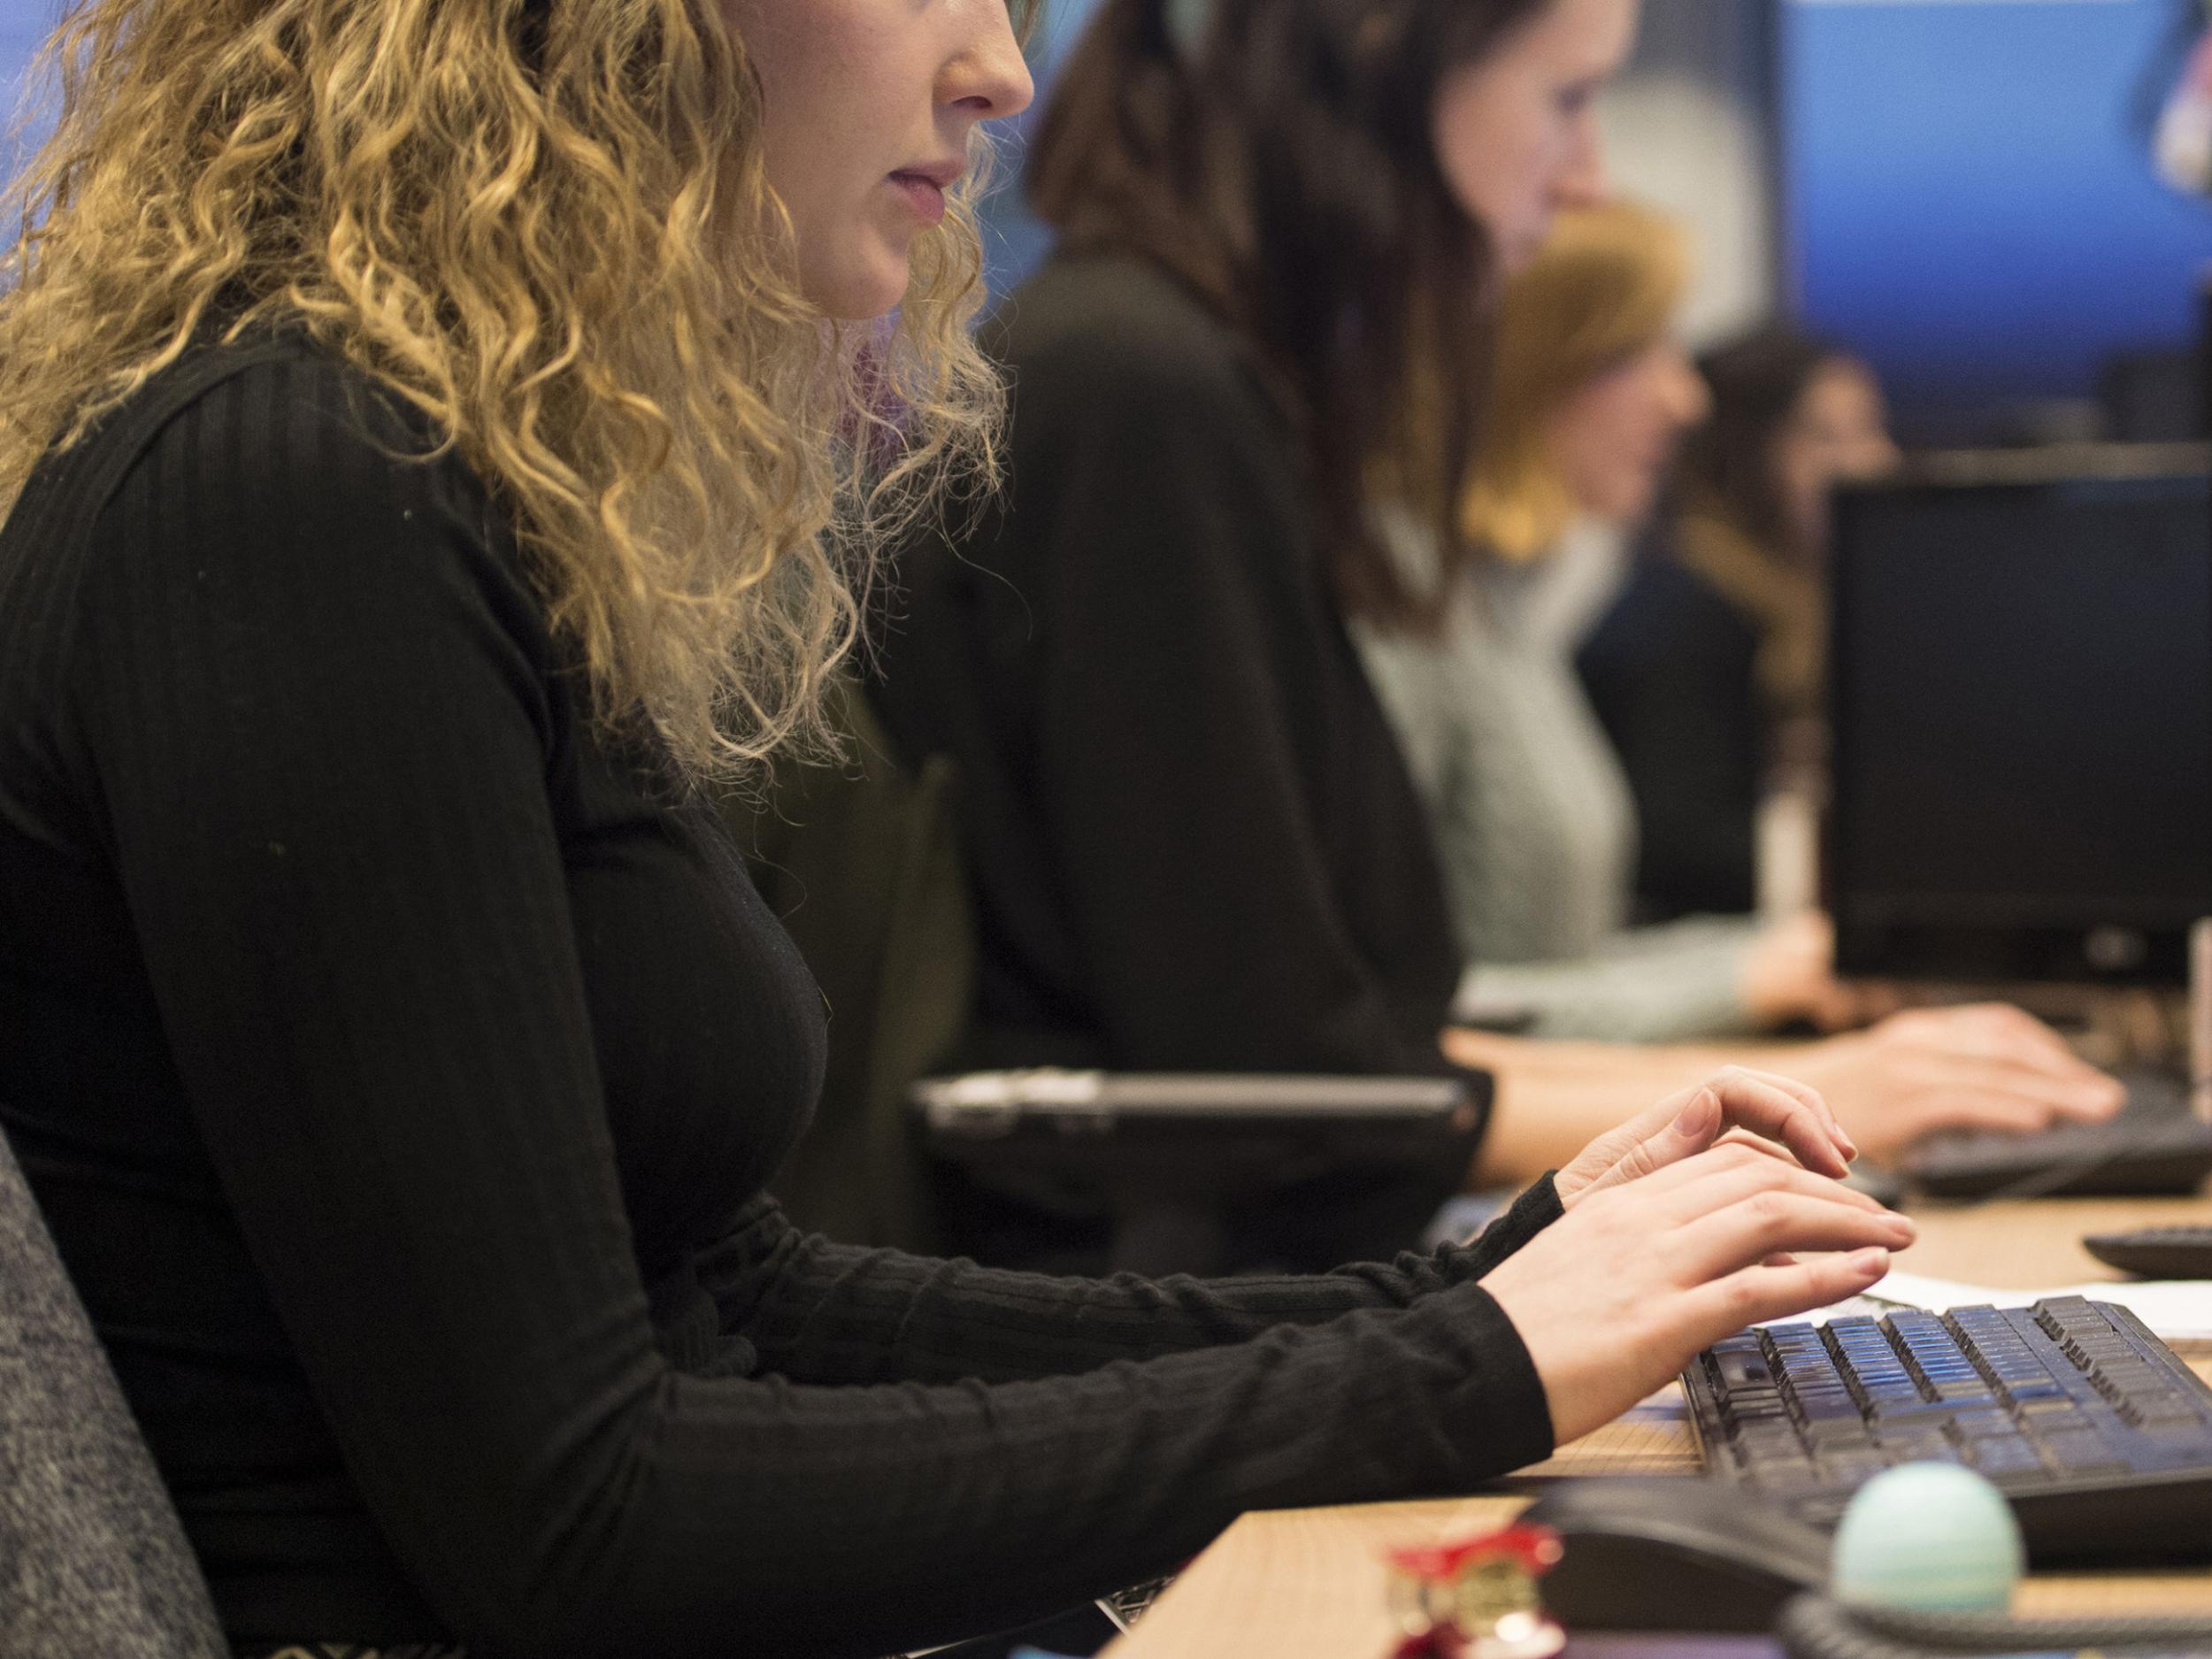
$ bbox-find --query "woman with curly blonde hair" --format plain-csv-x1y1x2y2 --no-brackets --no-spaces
0,0,1015,774
0,1,1901,1655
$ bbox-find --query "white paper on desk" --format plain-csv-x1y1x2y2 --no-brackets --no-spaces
1863,1268,2212,1341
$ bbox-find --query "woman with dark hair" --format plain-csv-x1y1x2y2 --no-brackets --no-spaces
1578,326,1901,921
876,0,1615,1267
0,1,1908,1655
875,0,2115,1265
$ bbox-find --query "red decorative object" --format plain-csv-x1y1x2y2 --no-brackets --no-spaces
1383,1521,1567,1659
1389,1628,1471,1659
1386,1525,1565,1584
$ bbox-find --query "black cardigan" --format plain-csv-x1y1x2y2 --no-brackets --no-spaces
872,251,1494,1269
874,252,1481,1087
1577,542,1764,919
0,334,1558,1658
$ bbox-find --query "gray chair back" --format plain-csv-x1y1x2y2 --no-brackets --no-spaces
0,1129,227,1657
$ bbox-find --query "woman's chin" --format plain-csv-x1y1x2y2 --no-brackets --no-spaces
801,241,915,323
1582,488,1657,532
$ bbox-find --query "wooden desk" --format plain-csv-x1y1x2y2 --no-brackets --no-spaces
1106,1193,2212,1657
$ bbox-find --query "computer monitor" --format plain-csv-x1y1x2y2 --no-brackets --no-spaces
1827,449,2212,986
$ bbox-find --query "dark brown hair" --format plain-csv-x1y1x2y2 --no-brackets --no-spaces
1681,326,1854,562
1026,0,1553,626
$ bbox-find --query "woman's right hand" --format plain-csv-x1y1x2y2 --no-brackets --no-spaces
1480,1143,1914,1445
1740,910,1858,1031
1791,1003,2124,1164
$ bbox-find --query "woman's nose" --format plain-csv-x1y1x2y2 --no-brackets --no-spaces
942,1,1036,125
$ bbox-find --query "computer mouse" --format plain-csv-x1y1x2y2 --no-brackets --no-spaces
1524,1478,1832,1633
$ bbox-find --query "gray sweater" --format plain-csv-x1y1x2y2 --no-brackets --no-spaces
1356,518,1760,1041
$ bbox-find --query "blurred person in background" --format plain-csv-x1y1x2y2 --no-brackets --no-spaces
1356,203,2100,1153
1357,200,1858,1043
875,0,2116,1281
1578,326,1901,922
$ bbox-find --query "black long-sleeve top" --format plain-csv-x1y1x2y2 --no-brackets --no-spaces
0,334,1561,1658
872,252,1481,1090
1577,546,1763,920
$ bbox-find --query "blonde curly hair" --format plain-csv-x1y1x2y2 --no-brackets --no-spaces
0,0,1012,782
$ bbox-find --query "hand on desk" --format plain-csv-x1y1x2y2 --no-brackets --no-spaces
1741,912,1887,1033
1787,1003,2124,1164
1450,998,2118,1187
1736,917,2121,1156
1487,1071,1914,1446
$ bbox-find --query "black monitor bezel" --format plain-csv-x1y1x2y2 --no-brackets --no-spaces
1825,449,2212,987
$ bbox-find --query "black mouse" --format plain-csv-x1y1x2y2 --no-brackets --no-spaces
1524,1478,1832,1633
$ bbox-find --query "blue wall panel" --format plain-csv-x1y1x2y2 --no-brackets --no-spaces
1785,0,2212,430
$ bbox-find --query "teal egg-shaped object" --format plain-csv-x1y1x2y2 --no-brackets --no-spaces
1831,1463,2025,1612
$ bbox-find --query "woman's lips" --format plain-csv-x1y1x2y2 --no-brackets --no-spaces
889,172,949,226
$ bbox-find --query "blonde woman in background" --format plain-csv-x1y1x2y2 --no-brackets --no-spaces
1358,202,2118,1159
1361,201,1813,1039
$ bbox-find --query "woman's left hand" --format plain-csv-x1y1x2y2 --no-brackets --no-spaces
1555,1066,1856,1210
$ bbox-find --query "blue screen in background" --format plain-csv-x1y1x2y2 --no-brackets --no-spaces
1785,0,2212,439
0,3,61,190
979,0,1105,300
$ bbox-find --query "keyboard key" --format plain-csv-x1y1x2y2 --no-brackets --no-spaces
1930,1378,1997,1403
1797,1388,1859,1417
1865,1395,1955,1422
1963,1436,2047,1479
2037,1427,2126,1476
1876,1430,1952,1462
1901,1443,1965,1466
1855,1375,1924,1406
2038,1298,2116,1338
1715,1350,1775,1390
1820,1451,1890,1484
1944,1409,2016,1441
1802,1418,1878,1451
1724,1398,1777,1427
2093,1362,2166,1402
2126,1394,2204,1428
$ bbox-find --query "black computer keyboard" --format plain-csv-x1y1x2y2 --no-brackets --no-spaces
1904,1071,2212,1199
1683,1296,2212,1564
2084,1225,2212,1279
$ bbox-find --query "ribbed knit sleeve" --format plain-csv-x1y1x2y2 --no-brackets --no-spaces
37,348,1558,1659
714,1176,1564,1386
